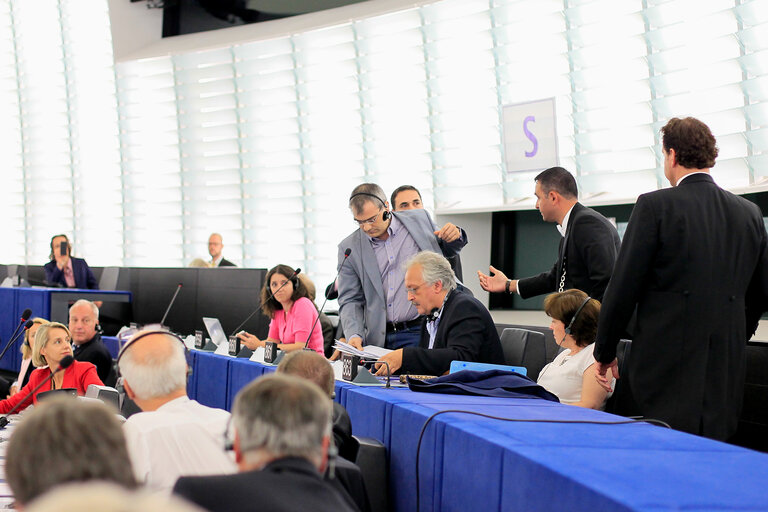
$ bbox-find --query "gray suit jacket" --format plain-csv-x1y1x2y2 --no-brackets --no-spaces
337,209,467,347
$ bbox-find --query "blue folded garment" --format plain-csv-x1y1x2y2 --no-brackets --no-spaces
407,369,560,402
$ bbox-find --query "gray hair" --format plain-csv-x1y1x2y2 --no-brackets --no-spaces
32,322,71,367
25,482,205,512
118,330,188,400
406,251,457,292
349,183,388,215
233,374,331,464
277,350,335,398
6,398,136,506
70,299,99,321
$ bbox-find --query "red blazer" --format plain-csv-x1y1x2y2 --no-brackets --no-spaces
0,360,103,414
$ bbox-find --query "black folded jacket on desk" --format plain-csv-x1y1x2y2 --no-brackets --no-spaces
407,369,559,402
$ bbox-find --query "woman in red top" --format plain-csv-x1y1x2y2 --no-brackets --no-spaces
0,322,103,414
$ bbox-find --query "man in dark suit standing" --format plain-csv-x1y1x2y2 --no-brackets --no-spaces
208,233,236,267
478,166,620,302
374,251,504,377
173,374,357,512
594,117,768,440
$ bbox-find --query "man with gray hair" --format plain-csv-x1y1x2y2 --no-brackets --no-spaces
338,182,467,351
118,329,235,493
374,251,504,377
173,374,357,512
69,299,113,383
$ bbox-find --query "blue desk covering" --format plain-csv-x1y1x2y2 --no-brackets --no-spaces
183,350,768,512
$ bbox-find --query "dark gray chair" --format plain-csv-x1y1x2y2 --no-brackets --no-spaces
499,328,547,380
353,436,387,512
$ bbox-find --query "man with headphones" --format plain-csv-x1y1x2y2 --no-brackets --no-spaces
337,183,468,350
118,328,236,492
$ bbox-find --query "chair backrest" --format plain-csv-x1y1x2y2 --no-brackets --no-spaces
354,436,388,512
499,328,547,381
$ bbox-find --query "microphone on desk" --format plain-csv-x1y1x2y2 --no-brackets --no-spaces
303,249,351,351
0,355,74,430
0,309,33,364
159,283,183,328
231,268,301,337
360,359,392,389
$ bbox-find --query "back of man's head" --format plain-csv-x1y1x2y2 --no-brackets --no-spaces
349,183,388,216
6,398,137,507
535,166,578,200
233,374,331,467
277,350,335,398
661,117,718,169
118,330,188,401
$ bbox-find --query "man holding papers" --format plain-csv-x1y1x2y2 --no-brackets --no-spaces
373,252,504,376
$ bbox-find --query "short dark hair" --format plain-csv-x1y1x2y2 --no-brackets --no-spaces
261,264,311,318
349,183,387,215
390,185,421,209
661,117,718,169
534,167,578,199
543,289,600,347
6,398,137,506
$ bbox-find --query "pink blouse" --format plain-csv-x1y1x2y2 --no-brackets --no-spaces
268,297,324,354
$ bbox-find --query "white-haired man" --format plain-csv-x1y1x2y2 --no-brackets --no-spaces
173,374,357,512
375,251,504,377
118,329,236,493
69,299,112,383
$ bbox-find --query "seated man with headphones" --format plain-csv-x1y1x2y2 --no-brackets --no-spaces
337,183,467,351
373,252,504,377
117,327,236,492
536,289,616,410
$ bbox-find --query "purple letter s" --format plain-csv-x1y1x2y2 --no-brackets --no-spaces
523,115,538,157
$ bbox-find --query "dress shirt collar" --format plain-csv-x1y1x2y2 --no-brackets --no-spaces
157,395,191,411
369,214,401,244
556,204,576,238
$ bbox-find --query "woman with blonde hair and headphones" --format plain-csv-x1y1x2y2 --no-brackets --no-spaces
537,289,615,410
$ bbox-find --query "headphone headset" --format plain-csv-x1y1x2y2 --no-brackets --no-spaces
349,192,391,222
114,327,193,387
564,296,592,336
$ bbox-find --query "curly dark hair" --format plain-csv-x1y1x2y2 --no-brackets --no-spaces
260,264,311,318
661,117,718,169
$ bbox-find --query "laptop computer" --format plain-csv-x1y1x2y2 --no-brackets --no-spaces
202,317,228,352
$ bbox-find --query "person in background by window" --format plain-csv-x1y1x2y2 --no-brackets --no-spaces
44,234,99,289
208,233,236,267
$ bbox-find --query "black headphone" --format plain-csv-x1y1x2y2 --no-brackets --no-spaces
564,296,592,336
349,192,391,222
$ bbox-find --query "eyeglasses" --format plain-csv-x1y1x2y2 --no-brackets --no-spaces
353,209,382,226
406,282,428,294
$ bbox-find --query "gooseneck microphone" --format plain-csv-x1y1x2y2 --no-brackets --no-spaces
0,309,33,364
160,283,183,328
303,249,351,350
231,268,301,337
0,355,75,429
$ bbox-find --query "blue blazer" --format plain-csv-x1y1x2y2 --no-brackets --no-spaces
44,257,99,289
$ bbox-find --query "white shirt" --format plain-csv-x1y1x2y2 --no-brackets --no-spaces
537,344,614,409
123,396,236,493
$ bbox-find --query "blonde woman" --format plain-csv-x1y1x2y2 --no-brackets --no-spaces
0,322,102,413
8,317,49,397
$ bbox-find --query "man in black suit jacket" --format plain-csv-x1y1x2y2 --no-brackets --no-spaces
594,117,768,440
374,252,504,377
208,233,236,267
478,166,620,302
173,374,357,512
69,300,113,384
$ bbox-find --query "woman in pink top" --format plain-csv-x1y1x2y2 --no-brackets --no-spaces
237,264,324,354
